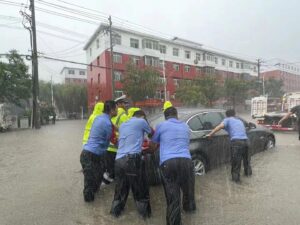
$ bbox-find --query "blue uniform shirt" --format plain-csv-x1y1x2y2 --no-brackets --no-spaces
83,113,112,155
152,118,191,165
223,117,248,141
116,117,151,160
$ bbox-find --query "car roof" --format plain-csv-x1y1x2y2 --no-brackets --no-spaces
148,107,225,122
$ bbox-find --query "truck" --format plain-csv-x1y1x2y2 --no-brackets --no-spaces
251,96,281,118
0,103,14,131
254,92,300,131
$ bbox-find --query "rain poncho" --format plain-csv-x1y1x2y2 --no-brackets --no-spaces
82,102,104,145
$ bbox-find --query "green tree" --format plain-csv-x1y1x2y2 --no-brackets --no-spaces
197,74,222,107
39,81,52,105
224,78,250,109
265,78,284,97
53,83,87,114
176,80,201,106
122,63,161,103
0,50,31,105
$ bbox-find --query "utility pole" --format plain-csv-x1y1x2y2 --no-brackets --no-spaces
51,75,54,107
163,60,167,101
257,59,265,96
108,16,115,100
30,0,40,129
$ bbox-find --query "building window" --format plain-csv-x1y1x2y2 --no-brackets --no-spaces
173,78,179,86
98,73,100,84
159,45,166,54
196,53,201,61
173,63,180,71
90,63,92,71
114,71,122,81
222,59,226,66
185,51,191,59
173,48,179,56
130,56,139,65
113,53,122,63
184,65,191,72
130,38,139,48
112,34,121,45
241,63,244,69
97,56,100,66
145,56,159,67
236,62,240,68
143,39,159,50
159,60,164,69
215,57,218,64
68,70,75,74
155,90,165,100
159,77,165,84
115,90,123,98
96,39,100,49
89,48,92,56
229,61,233,67
80,71,85,75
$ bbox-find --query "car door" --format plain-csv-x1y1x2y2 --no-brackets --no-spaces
198,112,231,169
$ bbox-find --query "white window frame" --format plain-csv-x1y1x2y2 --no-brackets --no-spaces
130,38,139,49
185,51,191,59
215,57,218,64
222,59,226,66
112,34,121,45
96,39,100,49
229,61,233,67
114,71,122,81
184,65,191,72
196,53,201,61
160,45,166,54
113,53,122,63
174,78,179,86
173,48,179,56
68,70,75,75
173,63,180,71
115,90,123,98
79,71,85,75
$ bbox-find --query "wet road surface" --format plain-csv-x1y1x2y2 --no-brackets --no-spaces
1,120,300,225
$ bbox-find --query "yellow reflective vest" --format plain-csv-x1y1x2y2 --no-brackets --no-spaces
107,107,128,153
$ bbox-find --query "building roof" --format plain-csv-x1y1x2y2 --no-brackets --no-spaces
83,23,255,64
60,67,87,74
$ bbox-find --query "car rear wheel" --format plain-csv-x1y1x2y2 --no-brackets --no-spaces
265,136,275,150
192,154,207,176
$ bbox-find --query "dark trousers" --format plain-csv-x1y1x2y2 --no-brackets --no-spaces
110,154,151,218
160,158,196,225
231,140,252,182
80,150,105,201
105,151,117,179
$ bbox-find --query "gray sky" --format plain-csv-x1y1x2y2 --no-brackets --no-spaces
1,0,300,83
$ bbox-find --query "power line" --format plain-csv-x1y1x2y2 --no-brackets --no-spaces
40,55,111,69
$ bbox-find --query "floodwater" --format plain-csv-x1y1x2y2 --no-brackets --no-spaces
0,120,300,225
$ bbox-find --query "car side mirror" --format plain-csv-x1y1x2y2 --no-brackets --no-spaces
248,122,256,129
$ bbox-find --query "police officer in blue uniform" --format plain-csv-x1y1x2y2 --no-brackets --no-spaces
151,106,196,225
110,109,152,218
207,109,252,182
80,100,117,202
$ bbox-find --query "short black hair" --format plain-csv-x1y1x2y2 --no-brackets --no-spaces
133,110,146,118
225,109,235,117
164,107,178,120
103,100,117,114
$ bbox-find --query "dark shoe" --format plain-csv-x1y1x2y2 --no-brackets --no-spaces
232,173,240,182
244,167,252,177
84,192,94,202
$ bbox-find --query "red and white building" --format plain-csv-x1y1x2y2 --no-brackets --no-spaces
261,59,300,93
84,24,258,109
61,67,87,85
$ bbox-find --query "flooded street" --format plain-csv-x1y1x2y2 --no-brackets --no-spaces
1,120,300,225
